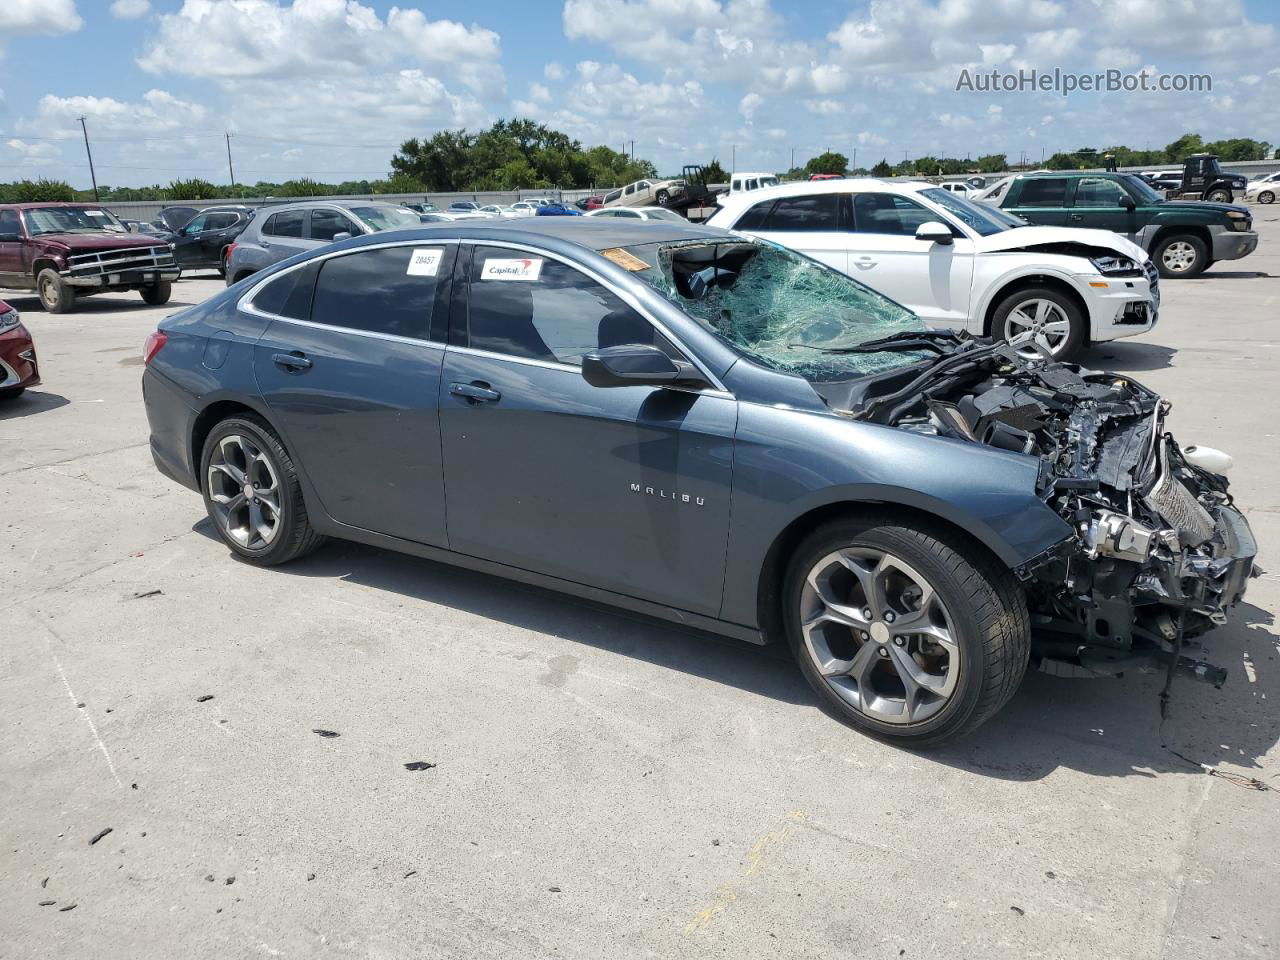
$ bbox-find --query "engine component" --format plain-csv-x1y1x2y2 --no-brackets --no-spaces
1183,445,1232,476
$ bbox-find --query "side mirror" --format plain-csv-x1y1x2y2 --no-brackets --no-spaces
1118,194,1136,209
331,232,352,242
581,344,704,389
915,221,954,245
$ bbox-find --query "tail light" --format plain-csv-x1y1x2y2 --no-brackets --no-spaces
224,242,236,263
143,330,168,366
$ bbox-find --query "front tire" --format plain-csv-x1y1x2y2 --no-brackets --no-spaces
141,280,172,305
655,188,670,205
200,416,325,566
1153,233,1208,278
1259,190,1275,204
1205,188,1231,203
785,517,1029,747
37,268,76,313
991,285,1085,361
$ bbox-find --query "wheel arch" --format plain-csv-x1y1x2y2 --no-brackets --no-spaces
32,257,61,278
189,397,276,493
1150,223,1210,252
753,499,1018,645
981,273,1089,337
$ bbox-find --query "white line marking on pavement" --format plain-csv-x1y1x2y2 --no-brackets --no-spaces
50,652,125,789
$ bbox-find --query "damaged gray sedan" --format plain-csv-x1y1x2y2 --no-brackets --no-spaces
143,219,1256,746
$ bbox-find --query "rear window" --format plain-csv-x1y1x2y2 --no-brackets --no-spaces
263,210,305,238
1015,178,1069,207
310,246,443,339
760,194,840,231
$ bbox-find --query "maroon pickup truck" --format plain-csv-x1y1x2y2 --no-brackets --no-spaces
0,202,180,313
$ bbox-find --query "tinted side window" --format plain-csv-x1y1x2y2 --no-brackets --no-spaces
311,246,441,339
761,194,840,231
309,208,357,241
0,209,20,235
467,247,671,366
249,261,320,320
1073,177,1127,206
184,214,209,233
850,194,935,235
1015,178,1069,207
735,200,775,230
264,210,305,238
205,213,240,230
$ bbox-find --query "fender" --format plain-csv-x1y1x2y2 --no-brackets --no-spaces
970,256,1092,333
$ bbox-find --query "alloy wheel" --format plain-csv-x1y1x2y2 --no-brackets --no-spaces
1261,191,1275,204
799,548,959,725
207,434,282,549
1002,298,1072,359
1161,240,1198,274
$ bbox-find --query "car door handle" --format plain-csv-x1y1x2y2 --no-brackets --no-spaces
272,351,312,372
450,381,501,403
1069,214,1084,221
853,256,877,268
260,240,271,248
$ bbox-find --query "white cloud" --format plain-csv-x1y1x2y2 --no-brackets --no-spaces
4,0,83,34
739,92,764,119
544,62,566,81
110,0,151,19
138,0,504,94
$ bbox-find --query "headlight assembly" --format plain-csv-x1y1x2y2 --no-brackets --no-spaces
0,307,20,330
1090,255,1142,277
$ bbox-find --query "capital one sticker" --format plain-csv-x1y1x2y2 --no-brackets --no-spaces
405,248,443,276
481,257,543,281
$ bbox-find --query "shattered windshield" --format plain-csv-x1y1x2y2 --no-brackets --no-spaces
618,238,928,379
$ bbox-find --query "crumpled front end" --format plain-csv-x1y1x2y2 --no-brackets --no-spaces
847,335,1258,687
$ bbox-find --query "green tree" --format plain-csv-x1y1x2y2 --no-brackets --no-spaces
976,154,1007,173
1044,152,1080,170
701,158,729,183
1203,137,1270,161
1163,133,1204,162
805,151,848,176
870,159,893,177
278,177,334,197
3,178,76,202
167,178,220,200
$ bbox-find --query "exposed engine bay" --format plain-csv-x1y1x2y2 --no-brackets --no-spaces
823,331,1258,688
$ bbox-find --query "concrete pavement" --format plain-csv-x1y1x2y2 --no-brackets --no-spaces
2,215,1278,960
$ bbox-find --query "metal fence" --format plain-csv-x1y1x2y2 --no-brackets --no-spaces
98,157,1280,220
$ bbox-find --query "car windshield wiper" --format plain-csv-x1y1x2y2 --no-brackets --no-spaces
788,330,965,356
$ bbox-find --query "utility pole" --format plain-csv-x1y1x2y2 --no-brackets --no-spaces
732,144,736,171
790,147,794,171
852,148,856,169
225,132,236,187
77,116,99,201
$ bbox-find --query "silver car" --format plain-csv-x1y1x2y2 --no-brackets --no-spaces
225,200,422,285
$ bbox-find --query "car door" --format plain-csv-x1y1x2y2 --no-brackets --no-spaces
0,208,25,287
169,213,209,268
258,209,309,263
1066,176,1139,241
251,241,456,546
843,192,974,327
197,212,242,266
744,192,848,273
1003,177,1071,226
438,243,736,617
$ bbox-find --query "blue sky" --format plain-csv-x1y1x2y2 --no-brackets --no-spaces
1,0,1277,188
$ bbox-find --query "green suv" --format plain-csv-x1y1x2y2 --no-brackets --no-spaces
989,172,1257,278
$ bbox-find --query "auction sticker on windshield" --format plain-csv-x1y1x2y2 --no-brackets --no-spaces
481,258,543,281
406,248,444,276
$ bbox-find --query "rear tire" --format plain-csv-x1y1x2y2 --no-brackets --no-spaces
1153,233,1208,278
200,415,325,566
785,516,1029,747
141,280,172,305
991,285,1085,361
37,268,76,313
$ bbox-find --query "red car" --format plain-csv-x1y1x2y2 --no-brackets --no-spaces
0,299,40,400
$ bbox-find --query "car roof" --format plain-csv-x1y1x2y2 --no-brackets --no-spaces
1,201,115,210
251,198,408,214
712,176,931,216
335,216,727,252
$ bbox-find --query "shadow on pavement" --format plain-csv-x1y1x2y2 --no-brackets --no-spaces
0,294,199,313
0,389,70,419
1081,339,1176,372
195,520,1279,783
